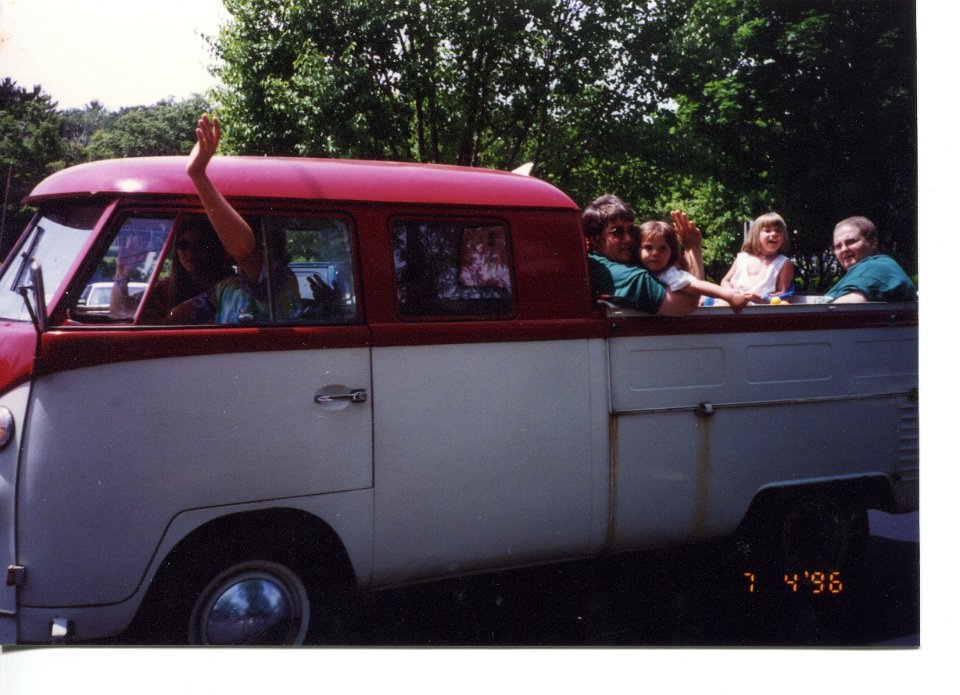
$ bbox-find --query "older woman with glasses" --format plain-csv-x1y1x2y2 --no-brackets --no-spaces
822,216,917,303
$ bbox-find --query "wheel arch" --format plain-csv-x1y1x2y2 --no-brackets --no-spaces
128,506,359,643
744,474,896,522
730,474,893,571
154,506,356,585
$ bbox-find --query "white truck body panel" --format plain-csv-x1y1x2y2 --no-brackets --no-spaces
18,348,372,606
606,315,918,550
0,384,30,626
370,339,610,586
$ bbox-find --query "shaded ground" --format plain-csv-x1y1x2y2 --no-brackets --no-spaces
105,511,918,647
348,527,918,647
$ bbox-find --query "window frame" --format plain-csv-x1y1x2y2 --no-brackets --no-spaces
60,206,364,329
60,210,175,326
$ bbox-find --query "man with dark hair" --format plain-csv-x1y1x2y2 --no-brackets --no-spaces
584,195,702,316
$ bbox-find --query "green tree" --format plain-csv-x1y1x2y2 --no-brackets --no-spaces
210,0,668,175
61,101,117,163
0,78,68,258
209,0,916,287
642,0,917,284
82,95,212,160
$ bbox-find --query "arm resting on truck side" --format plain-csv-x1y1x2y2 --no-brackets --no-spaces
655,289,702,316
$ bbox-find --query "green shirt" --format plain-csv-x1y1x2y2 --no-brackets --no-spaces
824,254,917,302
587,252,666,315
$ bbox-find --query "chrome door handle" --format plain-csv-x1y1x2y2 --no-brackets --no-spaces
314,389,367,404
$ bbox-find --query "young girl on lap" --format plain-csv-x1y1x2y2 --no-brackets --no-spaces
637,221,750,312
720,212,794,304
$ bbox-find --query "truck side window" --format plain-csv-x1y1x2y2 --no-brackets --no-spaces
71,215,359,326
272,216,358,324
164,214,358,326
391,219,513,318
71,217,172,323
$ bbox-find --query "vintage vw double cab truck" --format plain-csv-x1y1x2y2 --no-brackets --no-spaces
0,156,917,644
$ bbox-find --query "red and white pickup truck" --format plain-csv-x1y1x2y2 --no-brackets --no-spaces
0,156,918,644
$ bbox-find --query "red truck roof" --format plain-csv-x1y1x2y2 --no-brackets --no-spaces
25,156,580,210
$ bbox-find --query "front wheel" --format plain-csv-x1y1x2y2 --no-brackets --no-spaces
188,560,311,645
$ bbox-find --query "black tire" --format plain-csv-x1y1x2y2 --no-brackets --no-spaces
130,524,356,645
731,494,869,573
777,496,868,571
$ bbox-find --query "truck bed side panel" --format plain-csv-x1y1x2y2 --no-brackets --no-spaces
606,323,918,549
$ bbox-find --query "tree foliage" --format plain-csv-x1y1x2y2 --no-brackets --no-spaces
210,0,916,283
2,1,917,283
81,96,211,161
0,78,68,256
211,0,670,172
643,0,917,283
61,101,117,163
1,87,210,258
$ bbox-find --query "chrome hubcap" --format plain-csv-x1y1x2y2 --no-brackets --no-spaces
192,564,309,645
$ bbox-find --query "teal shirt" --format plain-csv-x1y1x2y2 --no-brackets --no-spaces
824,254,917,302
588,252,666,315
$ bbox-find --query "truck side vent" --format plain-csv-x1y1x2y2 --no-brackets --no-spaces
896,396,919,482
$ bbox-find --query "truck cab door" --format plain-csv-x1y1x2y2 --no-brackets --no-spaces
15,212,374,609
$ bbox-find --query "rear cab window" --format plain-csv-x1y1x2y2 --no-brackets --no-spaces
390,218,514,319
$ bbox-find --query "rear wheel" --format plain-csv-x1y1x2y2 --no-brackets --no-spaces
732,493,869,573
777,496,868,570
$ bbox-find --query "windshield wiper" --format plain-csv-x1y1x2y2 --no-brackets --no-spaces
10,225,45,293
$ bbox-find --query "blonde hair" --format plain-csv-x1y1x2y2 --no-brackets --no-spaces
742,212,790,255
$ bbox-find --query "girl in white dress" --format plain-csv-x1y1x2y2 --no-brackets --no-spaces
720,212,794,304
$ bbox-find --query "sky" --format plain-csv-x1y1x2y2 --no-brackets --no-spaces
1,0,226,110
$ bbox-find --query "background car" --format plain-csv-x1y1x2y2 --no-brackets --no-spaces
75,281,147,316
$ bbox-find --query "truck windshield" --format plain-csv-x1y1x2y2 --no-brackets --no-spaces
0,204,105,321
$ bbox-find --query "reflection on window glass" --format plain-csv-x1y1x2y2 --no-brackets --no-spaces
254,216,358,324
0,204,105,321
392,219,513,318
459,226,511,289
72,217,172,322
